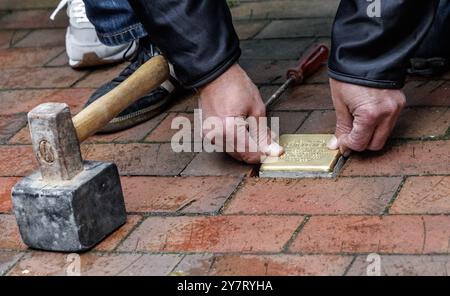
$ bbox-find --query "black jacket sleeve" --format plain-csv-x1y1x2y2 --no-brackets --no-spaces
128,0,240,89
328,0,439,89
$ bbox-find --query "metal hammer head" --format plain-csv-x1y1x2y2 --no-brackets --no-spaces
11,103,126,252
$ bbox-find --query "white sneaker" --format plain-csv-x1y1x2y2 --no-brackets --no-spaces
50,0,136,68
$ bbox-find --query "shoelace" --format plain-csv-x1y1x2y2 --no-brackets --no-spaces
50,0,89,23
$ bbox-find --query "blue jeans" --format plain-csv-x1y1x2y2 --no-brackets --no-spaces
83,0,147,46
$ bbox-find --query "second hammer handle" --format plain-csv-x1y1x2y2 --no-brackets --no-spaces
72,55,169,142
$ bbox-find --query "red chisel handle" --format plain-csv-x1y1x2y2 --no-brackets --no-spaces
287,44,329,85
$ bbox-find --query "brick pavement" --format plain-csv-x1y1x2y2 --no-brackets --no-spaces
0,0,449,276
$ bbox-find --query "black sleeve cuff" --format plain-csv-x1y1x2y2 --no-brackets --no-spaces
328,67,404,89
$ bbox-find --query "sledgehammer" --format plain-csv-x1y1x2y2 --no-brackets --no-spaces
12,56,169,252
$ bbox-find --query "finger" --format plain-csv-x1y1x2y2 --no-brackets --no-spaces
328,92,353,155
338,116,377,152
247,115,284,158
367,110,401,151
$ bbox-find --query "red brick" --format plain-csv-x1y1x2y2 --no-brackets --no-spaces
181,152,257,177
0,47,62,68
45,51,69,67
175,254,353,276
342,140,450,176
0,30,29,49
298,110,335,134
87,113,167,144
0,215,27,250
304,63,329,84
145,112,194,142
0,67,87,89
0,145,36,177
118,215,303,253
392,108,450,138
168,93,198,112
240,59,298,85
8,252,182,276
347,255,450,276
121,176,242,214
256,19,333,39
290,215,450,254
0,114,27,144
0,10,68,29
391,176,450,214
405,80,450,107
271,84,334,111
0,251,23,276
226,177,401,215
0,0,61,10
0,88,94,115
13,29,65,48
268,111,309,134
234,21,268,40
81,143,195,176
74,64,126,88
94,215,142,251
0,177,19,213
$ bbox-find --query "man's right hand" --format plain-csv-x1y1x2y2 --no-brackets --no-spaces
327,78,406,155
198,63,284,164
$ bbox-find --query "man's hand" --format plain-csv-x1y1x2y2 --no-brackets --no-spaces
327,78,406,155
198,63,283,164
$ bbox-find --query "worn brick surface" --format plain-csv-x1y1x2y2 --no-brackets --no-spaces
405,81,450,107
74,64,126,88
391,176,450,214
0,215,27,250
0,88,93,115
0,114,27,144
347,255,450,276
392,108,450,138
226,177,401,215
81,143,195,176
342,140,450,176
268,111,309,134
118,216,303,253
181,152,256,177
0,0,59,10
0,67,86,89
95,215,142,251
0,9,68,29
13,29,65,48
241,59,298,85
290,215,450,254
297,110,335,134
145,112,194,142
234,21,268,40
256,19,333,39
0,47,62,68
241,39,315,60
175,254,353,276
121,176,242,214
0,145,36,177
0,251,23,276
0,30,29,49
0,177,19,213
8,252,182,276
272,84,334,111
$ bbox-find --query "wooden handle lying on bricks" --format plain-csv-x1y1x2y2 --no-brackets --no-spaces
72,55,169,142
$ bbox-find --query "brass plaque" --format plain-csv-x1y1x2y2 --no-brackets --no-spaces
260,134,341,173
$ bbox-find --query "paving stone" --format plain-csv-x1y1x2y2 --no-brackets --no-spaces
0,47,63,68
270,84,334,111
0,145,36,177
268,111,309,134
74,64,126,88
13,29,65,48
290,215,450,254
0,9,68,29
0,88,94,115
240,59,297,85
181,152,256,177
0,114,27,144
121,176,242,214
175,254,353,276
234,20,268,40
0,67,87,89
0,0,60,10
7,252,182,276
297,110,335,134
81,143,195,176
392,108,450,138
405,80,450,107
231,0,340,20
0,177,19,213
168,93,198,112
342,140,450,176
0,215,27,250
241,38,315,60
94,215,142,251
391,176,450,214
145,112,194,142
118,215,304,253
45,51,69,67
0,251,23,276
347,255,450,276
0,30,29,49
226,177,400,215
256,19,333,39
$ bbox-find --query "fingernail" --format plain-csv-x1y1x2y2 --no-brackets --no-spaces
327,136,339,150
265,143,284,157
343,150,351,157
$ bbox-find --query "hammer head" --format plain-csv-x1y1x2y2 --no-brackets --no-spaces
11,103,126,252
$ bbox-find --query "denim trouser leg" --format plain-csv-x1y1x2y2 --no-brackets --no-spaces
83,0,147,46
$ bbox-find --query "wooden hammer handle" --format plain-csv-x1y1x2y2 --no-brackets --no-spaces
72,55,169,142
